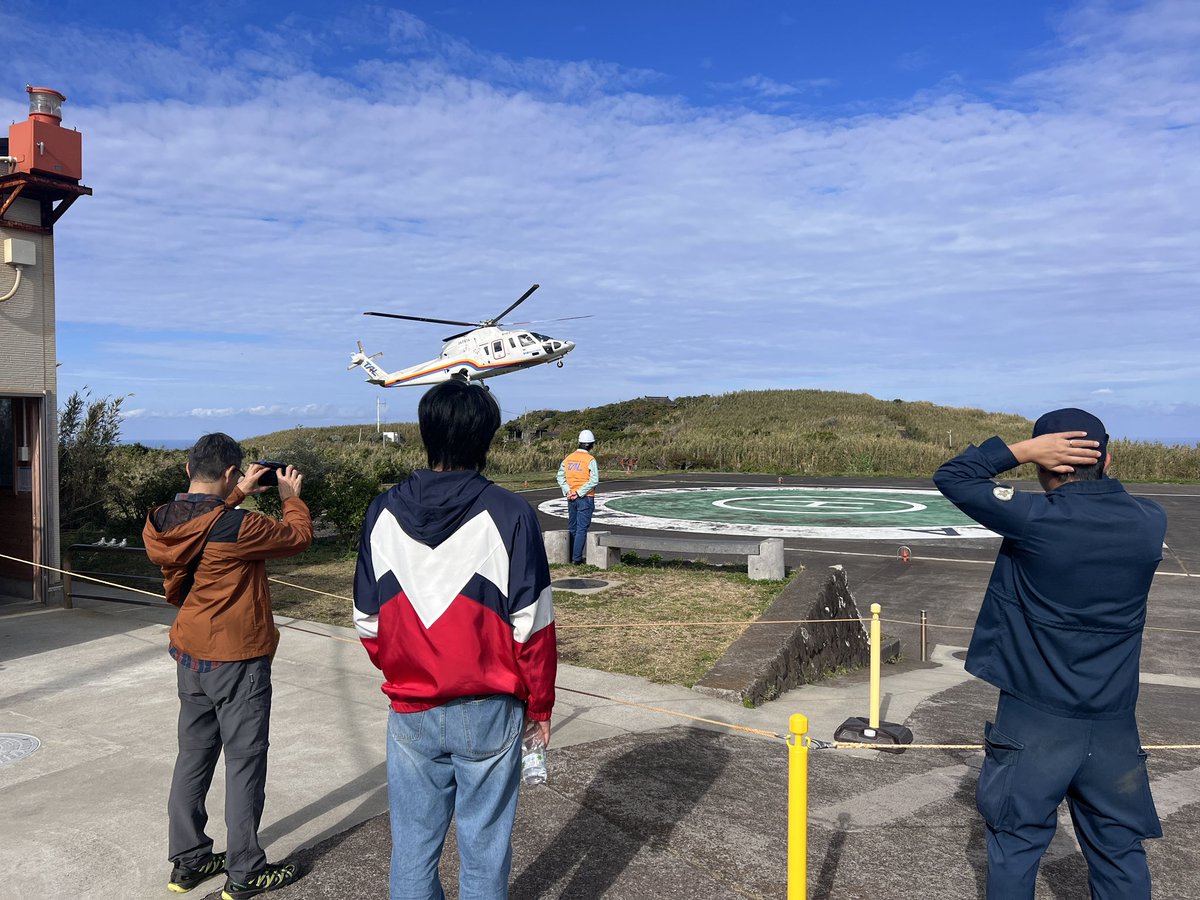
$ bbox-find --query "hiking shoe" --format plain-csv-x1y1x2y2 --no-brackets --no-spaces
220,862,301,899
168,851,226,892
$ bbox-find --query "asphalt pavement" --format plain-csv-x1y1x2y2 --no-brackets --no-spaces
2,473,1198,899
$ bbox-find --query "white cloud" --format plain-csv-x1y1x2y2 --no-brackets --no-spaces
714,74,838,98
4,1,1199,443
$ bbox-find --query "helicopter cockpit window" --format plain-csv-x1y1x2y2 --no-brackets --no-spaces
531,332,551,342
518,334,535,347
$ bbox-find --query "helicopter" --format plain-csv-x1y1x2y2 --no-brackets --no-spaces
348,283,585,389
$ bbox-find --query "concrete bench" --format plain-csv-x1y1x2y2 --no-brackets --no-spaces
585,531,785,581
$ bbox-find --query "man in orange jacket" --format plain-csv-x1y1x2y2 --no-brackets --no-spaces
144,433,311,899
557,429,599,564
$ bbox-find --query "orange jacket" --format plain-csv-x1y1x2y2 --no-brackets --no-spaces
144,487,312,661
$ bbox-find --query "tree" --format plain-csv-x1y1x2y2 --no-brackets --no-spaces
103,444,187,532
59,390,125,530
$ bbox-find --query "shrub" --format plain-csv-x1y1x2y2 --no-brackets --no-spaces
104,445,187,532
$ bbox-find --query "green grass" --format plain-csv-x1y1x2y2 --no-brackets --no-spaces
550,560,790,686
68,535,790,688
242,389,1200,483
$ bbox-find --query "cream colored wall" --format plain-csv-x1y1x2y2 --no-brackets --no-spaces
1,195,61,601
1,197,57,393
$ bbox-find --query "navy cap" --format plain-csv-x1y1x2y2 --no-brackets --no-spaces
1032,407,1108,460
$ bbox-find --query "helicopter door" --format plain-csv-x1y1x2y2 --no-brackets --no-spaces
492,339,506,360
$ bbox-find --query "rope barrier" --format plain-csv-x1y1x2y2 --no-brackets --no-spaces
6,550,1200,638
556,686,786,741
825,741,1200,751
0,551,166,600
6,550,1200,751
265,577,354,602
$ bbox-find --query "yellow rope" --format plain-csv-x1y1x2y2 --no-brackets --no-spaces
557,686,785,741
831,742,1200,751
9,552,1200,638
0,551,166,600
834,742,983,750
7,551,1200,751
266,577,352,602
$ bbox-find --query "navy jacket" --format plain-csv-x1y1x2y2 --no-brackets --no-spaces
933,437,1166,718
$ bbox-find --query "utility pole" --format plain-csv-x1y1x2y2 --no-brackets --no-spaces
376,397,386,433
947,430,953,449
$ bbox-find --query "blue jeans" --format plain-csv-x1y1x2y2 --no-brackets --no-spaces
386,694,524,900
567,495,594,564
978,692,1160,899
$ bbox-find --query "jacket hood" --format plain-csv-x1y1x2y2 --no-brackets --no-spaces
392,469,492,548
143,495,226,567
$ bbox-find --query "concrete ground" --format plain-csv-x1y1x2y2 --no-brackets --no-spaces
2,474,1198,898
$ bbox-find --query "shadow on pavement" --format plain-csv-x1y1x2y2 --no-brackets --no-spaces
511,728,732,899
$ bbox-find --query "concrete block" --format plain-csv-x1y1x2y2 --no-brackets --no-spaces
586,531,620,569
693,565,877,707
747,538,784,580
544,529,570,564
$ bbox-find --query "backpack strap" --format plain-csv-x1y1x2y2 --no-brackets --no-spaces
177,508,229,604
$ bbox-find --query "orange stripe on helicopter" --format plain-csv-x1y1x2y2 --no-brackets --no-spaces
383,357,520,386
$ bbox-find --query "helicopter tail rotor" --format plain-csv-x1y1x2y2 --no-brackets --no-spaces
348,341,389,384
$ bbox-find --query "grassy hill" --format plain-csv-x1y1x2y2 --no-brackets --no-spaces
243,389,1199,482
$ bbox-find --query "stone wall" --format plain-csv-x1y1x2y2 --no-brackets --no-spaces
693,565,879,707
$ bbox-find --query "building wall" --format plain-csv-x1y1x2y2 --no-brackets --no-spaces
1,197,57,392
1,194,61,601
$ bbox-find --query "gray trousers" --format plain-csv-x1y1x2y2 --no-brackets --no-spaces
168,656,272,881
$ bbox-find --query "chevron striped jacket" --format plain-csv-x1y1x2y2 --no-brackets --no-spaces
353,468,557,721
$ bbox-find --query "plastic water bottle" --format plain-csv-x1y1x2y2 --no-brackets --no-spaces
521,722,547,785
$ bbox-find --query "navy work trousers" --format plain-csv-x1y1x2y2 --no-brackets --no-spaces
168,657,273,882
977,691,1161,899
567,495,594,565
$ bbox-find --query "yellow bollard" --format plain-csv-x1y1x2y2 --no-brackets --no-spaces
787,713,809,900
834,601,913,752
868,602,881,731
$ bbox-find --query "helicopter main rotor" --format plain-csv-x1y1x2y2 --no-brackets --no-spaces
363,283,543,334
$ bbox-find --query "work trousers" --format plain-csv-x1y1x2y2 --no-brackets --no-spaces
567,495,594,564
168,656,273,882
977,692,1161,899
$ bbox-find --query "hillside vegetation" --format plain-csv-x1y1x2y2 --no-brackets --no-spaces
246,389,1199,484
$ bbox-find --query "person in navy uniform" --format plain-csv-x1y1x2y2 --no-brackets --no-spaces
934,408,1166,900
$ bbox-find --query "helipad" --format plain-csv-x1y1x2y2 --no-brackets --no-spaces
538,486,998,540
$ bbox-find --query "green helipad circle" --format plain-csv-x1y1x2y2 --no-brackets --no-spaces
538,486,995,540
612,488,969,526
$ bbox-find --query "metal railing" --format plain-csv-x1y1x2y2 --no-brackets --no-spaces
62,543,166,609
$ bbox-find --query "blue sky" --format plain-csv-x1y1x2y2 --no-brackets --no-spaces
4,0,1198,445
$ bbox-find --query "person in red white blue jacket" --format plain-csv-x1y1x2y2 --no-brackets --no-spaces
353,379,556,900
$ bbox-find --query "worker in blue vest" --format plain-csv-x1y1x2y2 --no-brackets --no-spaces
557,429,599,565
934,408,1166,899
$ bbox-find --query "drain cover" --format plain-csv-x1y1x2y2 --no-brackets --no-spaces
0,733,41,766
551,578,611,591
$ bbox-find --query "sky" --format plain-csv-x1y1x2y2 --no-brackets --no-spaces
3,0,1198,445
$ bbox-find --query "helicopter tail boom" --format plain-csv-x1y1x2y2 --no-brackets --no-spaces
348,341,391,385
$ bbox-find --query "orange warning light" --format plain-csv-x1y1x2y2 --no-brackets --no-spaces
898,546,911,563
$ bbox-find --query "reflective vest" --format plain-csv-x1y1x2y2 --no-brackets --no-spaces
561,450,596,496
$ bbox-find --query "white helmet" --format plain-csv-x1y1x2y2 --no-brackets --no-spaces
578,429,596,444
